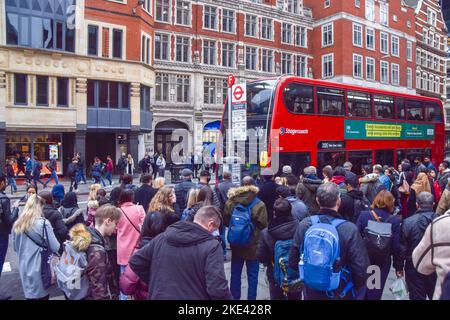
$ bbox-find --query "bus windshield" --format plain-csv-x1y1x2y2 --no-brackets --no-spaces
247,80,277,117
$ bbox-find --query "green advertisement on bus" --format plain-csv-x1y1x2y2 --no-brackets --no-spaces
344,120,435,140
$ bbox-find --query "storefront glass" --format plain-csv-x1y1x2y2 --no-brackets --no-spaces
5,133,63,174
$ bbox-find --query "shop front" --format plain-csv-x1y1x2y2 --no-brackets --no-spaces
5,133,66,175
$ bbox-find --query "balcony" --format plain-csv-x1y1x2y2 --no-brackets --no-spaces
140,111,152,132
87,108,131,129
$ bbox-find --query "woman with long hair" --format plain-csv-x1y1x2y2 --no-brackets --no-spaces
407,172,432,217
85,184,101,227
399,162,414,219
185,186,214,222
126,154,134,175
148,186,179,225
153,177,165,190
13,194,60,300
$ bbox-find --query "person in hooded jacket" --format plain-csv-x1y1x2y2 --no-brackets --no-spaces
399,191,437,300
129,206,233,300
119,211,168,300
407,172,432,217
51,184,65,209
331,166,348,196
39,191,68,246
338,175,370,223
296,166,323,214
58,192,85,231
257,168,279,222
399,162,414,219
276,185,308,222
356,190,402,300
257,198,300,300
223,178,268,300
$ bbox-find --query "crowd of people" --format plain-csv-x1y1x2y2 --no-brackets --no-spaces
1,156,450,301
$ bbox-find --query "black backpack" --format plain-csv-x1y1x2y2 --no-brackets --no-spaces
363,210,393,263
353,197,371,223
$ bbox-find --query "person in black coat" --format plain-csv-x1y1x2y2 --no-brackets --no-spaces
257,198,300,300
338,175,370,223
399,163,414,219
174,169,196,212
134,174,158,213
257,168,280,222
129,206,233,300
356,190,402,300
399,191,437,300
39,191,68,246
58,192,85,231
288,183,370,300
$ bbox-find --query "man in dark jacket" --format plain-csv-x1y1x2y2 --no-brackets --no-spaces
338,175,370,223
215,171,237,211
223,182,268,300
86,204,121,300
296,166,323,214
134,174,158,212
344,161,357,184
399,191,437,300
289,183,370,300
117,153,127,184
197,170,221,209
32,156,45,189
438,162,450,193
276,185,309,222
0,174,19,300
129,206,233,300
39,191,68,246
257,168,279,222
174,168,196,212
44,155,59,188
76,152,87,185
257,198,300,300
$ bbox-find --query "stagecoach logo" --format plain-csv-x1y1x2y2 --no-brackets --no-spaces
279,127,309,136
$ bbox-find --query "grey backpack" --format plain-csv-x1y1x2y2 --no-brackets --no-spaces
54,242,90,300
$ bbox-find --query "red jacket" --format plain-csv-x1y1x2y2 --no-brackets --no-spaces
106,159,114,173
119,264,148,300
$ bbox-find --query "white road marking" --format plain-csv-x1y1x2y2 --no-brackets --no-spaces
2,262,11,273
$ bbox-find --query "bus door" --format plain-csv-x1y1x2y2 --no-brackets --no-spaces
347,150,373,176
375,150,395,167
317,147,346,178
278,152,310,177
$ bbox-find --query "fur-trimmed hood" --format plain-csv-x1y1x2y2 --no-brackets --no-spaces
227,185,259,199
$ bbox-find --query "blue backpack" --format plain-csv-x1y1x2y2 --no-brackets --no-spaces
299,215,355,299
273,239,302,294
227,198,259,246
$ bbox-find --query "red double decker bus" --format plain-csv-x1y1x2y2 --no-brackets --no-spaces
220,76,445,177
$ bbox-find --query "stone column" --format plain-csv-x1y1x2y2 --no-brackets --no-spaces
128,131,139,172
75,77,88,176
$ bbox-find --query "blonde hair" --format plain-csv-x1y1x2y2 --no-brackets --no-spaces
68,224,92,252
88,184,102,201
148,186,174,213
153,177,165,189
13,194,45,234
186,188,200,209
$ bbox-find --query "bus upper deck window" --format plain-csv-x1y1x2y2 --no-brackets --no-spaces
424,102,442,122
347,91,371,118
406,100,424,121
283,83,314,114
374,95,394,119
395,98,406,120
317,87,344,116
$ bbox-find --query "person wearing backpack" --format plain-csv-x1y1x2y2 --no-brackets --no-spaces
339,175,371,223
43,155,59,188
289,182,370,300
39,191,68,248
117,153,127,184
407,173,432,218
398,191,437,300
59,192,85,231
276,185,309,223
223,179,268,300
356,190,402,300
257,198,300,300
12,194,60,300
359,165,386,204
117,190,145,300
181,188,200,221
55,223,92,300
67,157,79,193
85,204,122,300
